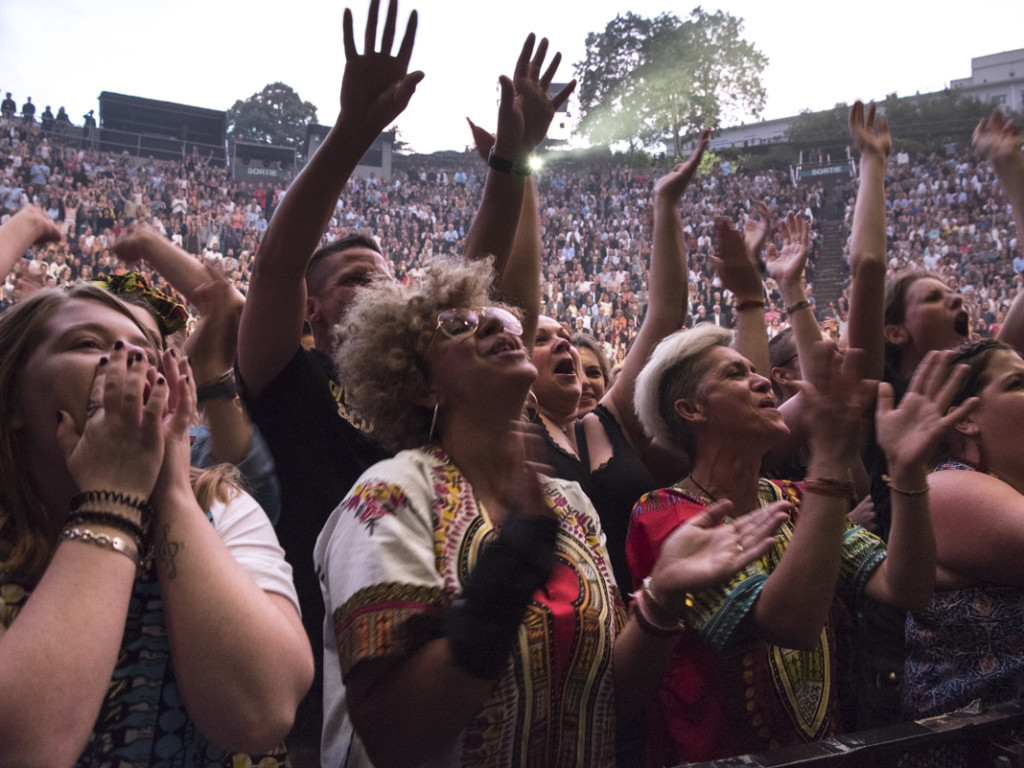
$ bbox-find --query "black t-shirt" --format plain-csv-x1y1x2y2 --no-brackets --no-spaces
239,346,390,636
239,346,390,744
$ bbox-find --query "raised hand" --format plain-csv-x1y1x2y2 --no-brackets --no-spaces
339,0,424,139
150,350,200,510
10,205,63,249
796,342,874,468
57,342,168,501
849,100,891,160
653,128,711,204
465,117,495,163
765,211,810,289
712,216,764,302
876,350,977,482
507,420,557,492
973,110,1023,164
648,499,789,611
111,221,163,264
493,34,576,163
743,201,772,262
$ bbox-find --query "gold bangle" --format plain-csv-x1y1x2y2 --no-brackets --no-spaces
632,593,686,637
638,576,688,631
60,524,141,572
883,475,929,498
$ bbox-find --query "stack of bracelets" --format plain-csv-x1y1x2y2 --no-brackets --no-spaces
60,490,153,576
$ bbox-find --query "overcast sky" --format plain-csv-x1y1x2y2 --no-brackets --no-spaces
1,0,1020,153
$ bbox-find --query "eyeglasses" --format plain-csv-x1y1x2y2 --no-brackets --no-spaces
425,306,524,359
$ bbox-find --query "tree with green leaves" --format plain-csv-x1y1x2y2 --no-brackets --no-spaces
574,12,677,155
786,103,852,147
575,8,767,159
227,82,318,150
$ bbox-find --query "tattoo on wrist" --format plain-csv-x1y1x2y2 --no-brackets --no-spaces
156,523,184,579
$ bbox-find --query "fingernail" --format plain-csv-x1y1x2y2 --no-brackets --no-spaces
99,357,108,366
157,376,165,385
113,340,124,350
56,411,63,423
169,348,177,357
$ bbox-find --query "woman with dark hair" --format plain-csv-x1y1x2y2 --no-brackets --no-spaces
571,331,609,417
626,324,970,763
526,134,710,600
903,338,1024,719
0,282,312,766
315,257,786,767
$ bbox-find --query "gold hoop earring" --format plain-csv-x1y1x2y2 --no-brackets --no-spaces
428,402,440,443
526,389,539,414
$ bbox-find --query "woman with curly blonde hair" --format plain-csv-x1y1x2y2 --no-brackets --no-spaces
315,256,788,767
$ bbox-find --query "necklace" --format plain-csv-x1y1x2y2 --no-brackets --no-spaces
687,474,717,502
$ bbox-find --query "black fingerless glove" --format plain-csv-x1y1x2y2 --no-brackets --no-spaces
445,514,559,679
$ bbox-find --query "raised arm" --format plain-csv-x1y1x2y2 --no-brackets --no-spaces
237,0,422,397
184,273,251,467
977,112,1024,353
867,351,976,609
766,212,822,373
754,344,872,648
462,35,574,291
149,354,313,752
714,206,770,377
604,130,710,445
846,101,891,379
0,205,62,281
113,223,232,306
464,118,541,346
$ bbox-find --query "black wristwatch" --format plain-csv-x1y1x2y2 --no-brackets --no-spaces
488,148,532,177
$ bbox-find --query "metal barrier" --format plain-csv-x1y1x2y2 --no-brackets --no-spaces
681,701,1024,768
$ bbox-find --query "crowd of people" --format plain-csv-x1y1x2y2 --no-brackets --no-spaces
2,2,1024,766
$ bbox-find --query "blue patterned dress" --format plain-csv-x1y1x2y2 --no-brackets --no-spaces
903,461,1024,718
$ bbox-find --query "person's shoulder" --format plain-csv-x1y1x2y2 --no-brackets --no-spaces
633,484,700,518
347,447,445,499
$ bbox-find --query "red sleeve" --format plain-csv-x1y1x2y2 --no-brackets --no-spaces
626,488,707,591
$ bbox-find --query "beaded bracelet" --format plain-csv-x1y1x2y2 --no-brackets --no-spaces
60,524,141,572
66,510,146,546
71,490,152,526
803,476,855,499
785,299,812,314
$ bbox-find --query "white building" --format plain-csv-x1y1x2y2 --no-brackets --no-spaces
950,48,1024,113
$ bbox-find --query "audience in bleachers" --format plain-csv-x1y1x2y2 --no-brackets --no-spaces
1,18,1023,764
